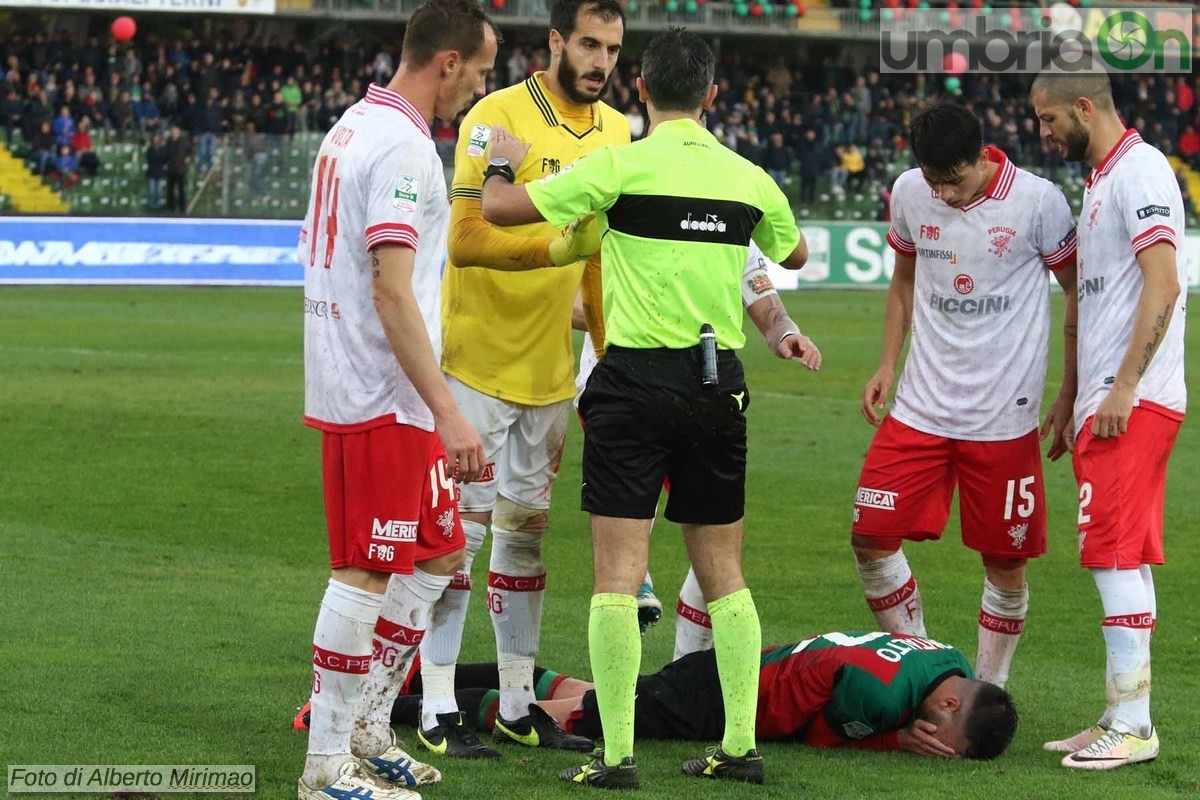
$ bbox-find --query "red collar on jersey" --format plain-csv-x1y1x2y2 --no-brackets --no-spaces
959,145,1016,211
364,84,431,140
1085,129,1142,190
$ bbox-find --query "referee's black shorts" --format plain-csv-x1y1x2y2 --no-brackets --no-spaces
572,650,725,742
578,344,748,525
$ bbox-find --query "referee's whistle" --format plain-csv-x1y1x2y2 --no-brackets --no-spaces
700,323,718,386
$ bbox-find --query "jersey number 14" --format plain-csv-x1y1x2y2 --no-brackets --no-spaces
308,154,341,269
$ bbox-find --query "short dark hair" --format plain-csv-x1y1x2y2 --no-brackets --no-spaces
401,0,501,69
1030,72,1115,112
550,0,625,41
910,103,983,178
963,682,1018,761
641,26,714,113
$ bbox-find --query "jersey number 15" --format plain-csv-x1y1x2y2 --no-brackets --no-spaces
1003,476,1036,520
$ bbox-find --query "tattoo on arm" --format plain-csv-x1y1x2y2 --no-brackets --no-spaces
370,248,380,279
1136,304,1172,377
1063,324,1077,338
765,295,791,328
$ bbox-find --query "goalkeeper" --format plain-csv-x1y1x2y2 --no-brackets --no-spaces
419,0,630,760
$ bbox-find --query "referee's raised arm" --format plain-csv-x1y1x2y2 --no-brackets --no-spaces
491,26,811,790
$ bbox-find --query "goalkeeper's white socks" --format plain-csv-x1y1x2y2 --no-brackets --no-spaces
674,566,713,660
975,579,1028,688
351,569,449,757
488,526,545,721
419,519,485,729
856,549,926,636
304,579,383,789
1092,567,1153,738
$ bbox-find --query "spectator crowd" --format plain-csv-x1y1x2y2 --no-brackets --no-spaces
0,25,1196,216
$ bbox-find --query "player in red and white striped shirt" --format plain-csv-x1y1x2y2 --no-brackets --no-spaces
852,103,1078,694
297,3,496,798
1033,71,1186,771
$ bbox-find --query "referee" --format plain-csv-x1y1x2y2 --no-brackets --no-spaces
481,27,809,789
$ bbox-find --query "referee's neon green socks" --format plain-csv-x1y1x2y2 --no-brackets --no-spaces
588,592,640,765
708,588,762,757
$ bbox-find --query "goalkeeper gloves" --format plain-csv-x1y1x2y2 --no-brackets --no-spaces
547,212,601,266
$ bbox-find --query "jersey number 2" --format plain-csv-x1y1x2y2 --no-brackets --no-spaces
1078,482,1093,525
309,154,340,269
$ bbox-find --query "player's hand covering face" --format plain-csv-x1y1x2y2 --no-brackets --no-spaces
899,719,960,758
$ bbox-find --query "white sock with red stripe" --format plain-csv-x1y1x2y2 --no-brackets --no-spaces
1092,567,1153,737
351,569,450,757
856,549,926,636
489,525,545,721
674,566,713,660
975,580,1028,688
1140,564,1157,636
419,520,485,729
303,578,383,789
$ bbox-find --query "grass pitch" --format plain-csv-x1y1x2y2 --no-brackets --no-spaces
1,287,1197,800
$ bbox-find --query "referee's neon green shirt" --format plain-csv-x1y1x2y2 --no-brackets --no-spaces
526,118,800,350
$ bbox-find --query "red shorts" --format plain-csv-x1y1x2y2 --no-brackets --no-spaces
852,416,1047,558
322,423,465,574
1073,404,1181,569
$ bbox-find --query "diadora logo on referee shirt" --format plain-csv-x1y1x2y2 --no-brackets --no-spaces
680,212,727,233
372,518,418,541
856,487,898,511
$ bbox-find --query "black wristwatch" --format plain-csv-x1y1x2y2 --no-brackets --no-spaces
484,156,515,184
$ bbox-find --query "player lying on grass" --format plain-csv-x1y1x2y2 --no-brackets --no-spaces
296,631,1017,760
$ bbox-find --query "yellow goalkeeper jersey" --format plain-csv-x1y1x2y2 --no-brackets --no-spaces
442,73,629,406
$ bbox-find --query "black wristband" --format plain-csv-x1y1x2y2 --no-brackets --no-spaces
484,163,515,183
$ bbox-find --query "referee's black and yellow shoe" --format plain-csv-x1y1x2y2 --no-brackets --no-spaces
494,704,594,751
560,750,640,790
682,745,764,784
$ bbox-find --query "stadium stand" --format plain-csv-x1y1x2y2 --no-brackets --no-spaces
0,7,1196,225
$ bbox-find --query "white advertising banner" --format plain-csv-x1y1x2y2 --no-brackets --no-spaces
0,0,277,14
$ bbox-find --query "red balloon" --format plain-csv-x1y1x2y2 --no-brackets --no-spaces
750,2,763,15
112,16,136,42
942,52,968,74
492,0,505,8
795,1,806,15
971,0,983,8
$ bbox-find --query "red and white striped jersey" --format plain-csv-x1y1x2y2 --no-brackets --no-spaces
886,147,1077,441
301,84,449,432
1075,130,1187,429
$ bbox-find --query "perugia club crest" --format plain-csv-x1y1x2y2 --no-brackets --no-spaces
954,274,974,295
987,226,1016,258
